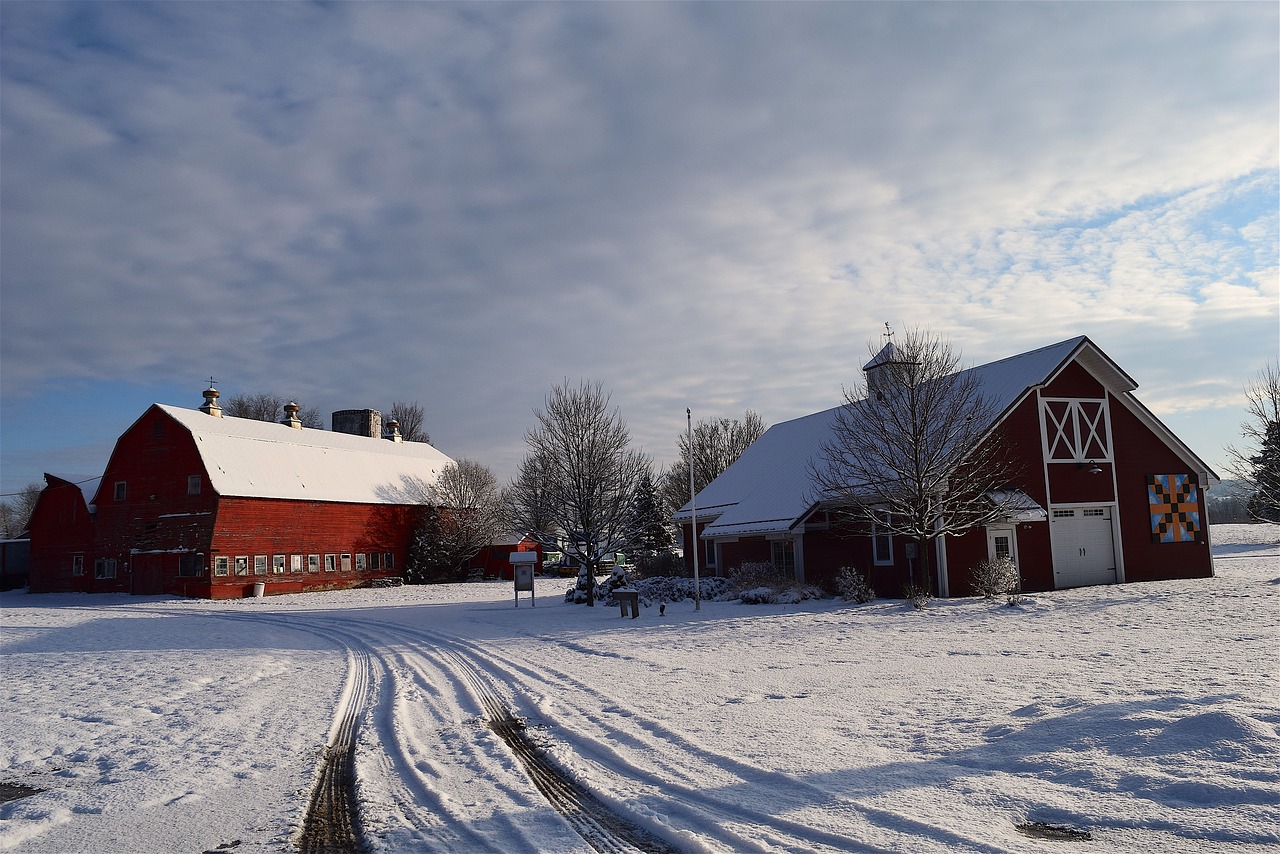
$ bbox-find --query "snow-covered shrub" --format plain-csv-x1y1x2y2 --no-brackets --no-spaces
628,575,733,605
564,566,601,603
903,582,931,610
970,556,1019,599
835,566,875,603
729,561,787,591
598,566,631,603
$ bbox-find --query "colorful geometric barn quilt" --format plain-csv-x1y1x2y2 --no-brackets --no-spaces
1148,474,1201,543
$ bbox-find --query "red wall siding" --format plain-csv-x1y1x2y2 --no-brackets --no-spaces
209,497,415,597
27,480,96,593
1109,400,1212,582
1043,360,1107,398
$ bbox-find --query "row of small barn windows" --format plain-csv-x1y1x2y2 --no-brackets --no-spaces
70,552,396,579
215,553,395,577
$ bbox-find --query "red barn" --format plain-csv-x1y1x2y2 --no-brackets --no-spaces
674,336,1218,597
27,388,453,598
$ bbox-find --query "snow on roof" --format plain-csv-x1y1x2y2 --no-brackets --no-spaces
46,474,102,508
158,405,454,504
677,336,1097,538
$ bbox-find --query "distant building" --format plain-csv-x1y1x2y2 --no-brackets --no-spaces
27,388,452,598
674,336,1218,597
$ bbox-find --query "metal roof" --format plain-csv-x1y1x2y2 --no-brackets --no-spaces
154,404,454,504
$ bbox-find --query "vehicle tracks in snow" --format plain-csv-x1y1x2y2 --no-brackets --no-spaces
208,609,677,853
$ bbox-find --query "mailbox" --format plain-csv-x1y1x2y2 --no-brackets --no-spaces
510,551,538,606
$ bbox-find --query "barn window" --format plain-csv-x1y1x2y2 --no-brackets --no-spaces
340,554,352,572
324,554,336,572
704,539,716,568
178,554,204,577
187,475,201,496
72,555,84,576
214,557,230,577
234,556,249,575
872,512,894,565
254,555,267,575
771,540,795,577
370,552,382,570
355,553,367,571
290,555,302,573
114,481,126,501
272,555,286,574
94,558,117,579
384,552,395,570
308,554,320,573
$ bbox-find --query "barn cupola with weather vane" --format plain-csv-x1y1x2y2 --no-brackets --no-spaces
199,379,223,418
863,324,919,402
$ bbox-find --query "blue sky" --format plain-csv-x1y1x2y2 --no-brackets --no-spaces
2,1,1277,499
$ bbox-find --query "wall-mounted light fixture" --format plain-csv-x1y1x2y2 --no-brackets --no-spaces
1078,460,1103,475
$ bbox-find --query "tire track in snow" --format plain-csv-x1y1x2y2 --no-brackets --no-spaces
204,609,674,852
298,645,367,854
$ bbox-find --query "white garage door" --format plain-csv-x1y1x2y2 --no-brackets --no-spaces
1050,506,1117,589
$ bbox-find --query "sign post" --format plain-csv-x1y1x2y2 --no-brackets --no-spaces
511,551,537,607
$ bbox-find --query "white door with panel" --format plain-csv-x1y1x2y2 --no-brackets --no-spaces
1049,506,1117,588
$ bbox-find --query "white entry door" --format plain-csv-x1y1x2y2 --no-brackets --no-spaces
986,525,1018,567
1050,506,1117,588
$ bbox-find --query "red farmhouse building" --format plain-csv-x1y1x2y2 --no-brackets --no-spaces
674,336,1218,598
27,388,453,598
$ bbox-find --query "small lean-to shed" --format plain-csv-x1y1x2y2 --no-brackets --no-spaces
27,388,453,598
674,336,1218,598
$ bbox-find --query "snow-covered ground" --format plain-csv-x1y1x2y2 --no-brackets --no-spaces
2,524,1277,853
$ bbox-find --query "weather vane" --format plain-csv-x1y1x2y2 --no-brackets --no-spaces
883,322,894,343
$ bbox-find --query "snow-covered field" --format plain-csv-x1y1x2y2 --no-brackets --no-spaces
2,524,1277,853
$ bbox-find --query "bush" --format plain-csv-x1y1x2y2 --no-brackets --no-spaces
835,566,875,603
970,556,1019,600
728,561,788,591
903,581,932,610
728,561,826,605
631,551,685,578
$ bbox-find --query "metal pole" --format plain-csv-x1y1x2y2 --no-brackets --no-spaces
688,408,700,610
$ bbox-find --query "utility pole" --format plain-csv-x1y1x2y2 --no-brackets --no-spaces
688,407,700,610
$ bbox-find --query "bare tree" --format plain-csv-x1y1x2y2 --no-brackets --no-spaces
388,401,430,444
661,410,767,515
1224,362,1280,523
223,393,322,428
399,459,505,582
508,380,650,605
810,328,1024,598
0,482,42,538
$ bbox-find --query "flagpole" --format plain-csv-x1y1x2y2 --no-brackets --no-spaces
688,407,700,610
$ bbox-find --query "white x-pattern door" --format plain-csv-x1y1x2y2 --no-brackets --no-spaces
1042,398,1111,462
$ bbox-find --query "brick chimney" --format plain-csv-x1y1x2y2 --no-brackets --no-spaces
282,401,302,429
199,386,223,417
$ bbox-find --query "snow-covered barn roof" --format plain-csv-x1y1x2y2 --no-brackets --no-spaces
156,405,454,504
673,336,1213,539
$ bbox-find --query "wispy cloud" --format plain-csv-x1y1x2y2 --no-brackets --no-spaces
1,2,1275,490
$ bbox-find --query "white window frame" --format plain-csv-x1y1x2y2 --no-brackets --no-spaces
324,554,337,573
291,554,302,573
355,553,367,572
214,556,230,577
72,554,84,576
308,554,320,573
340,553,352,573
272,554,286,574
872,510,894,566
94,558,117,579
254,555,267,575
234,556,249,576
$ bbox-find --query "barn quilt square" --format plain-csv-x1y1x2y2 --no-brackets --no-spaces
1148,474,1200,543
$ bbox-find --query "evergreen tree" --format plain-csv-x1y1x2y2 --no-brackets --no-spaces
1225,362,1280,523
631,468,673,560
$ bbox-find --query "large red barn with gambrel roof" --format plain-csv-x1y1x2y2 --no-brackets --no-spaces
27,387,453,598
